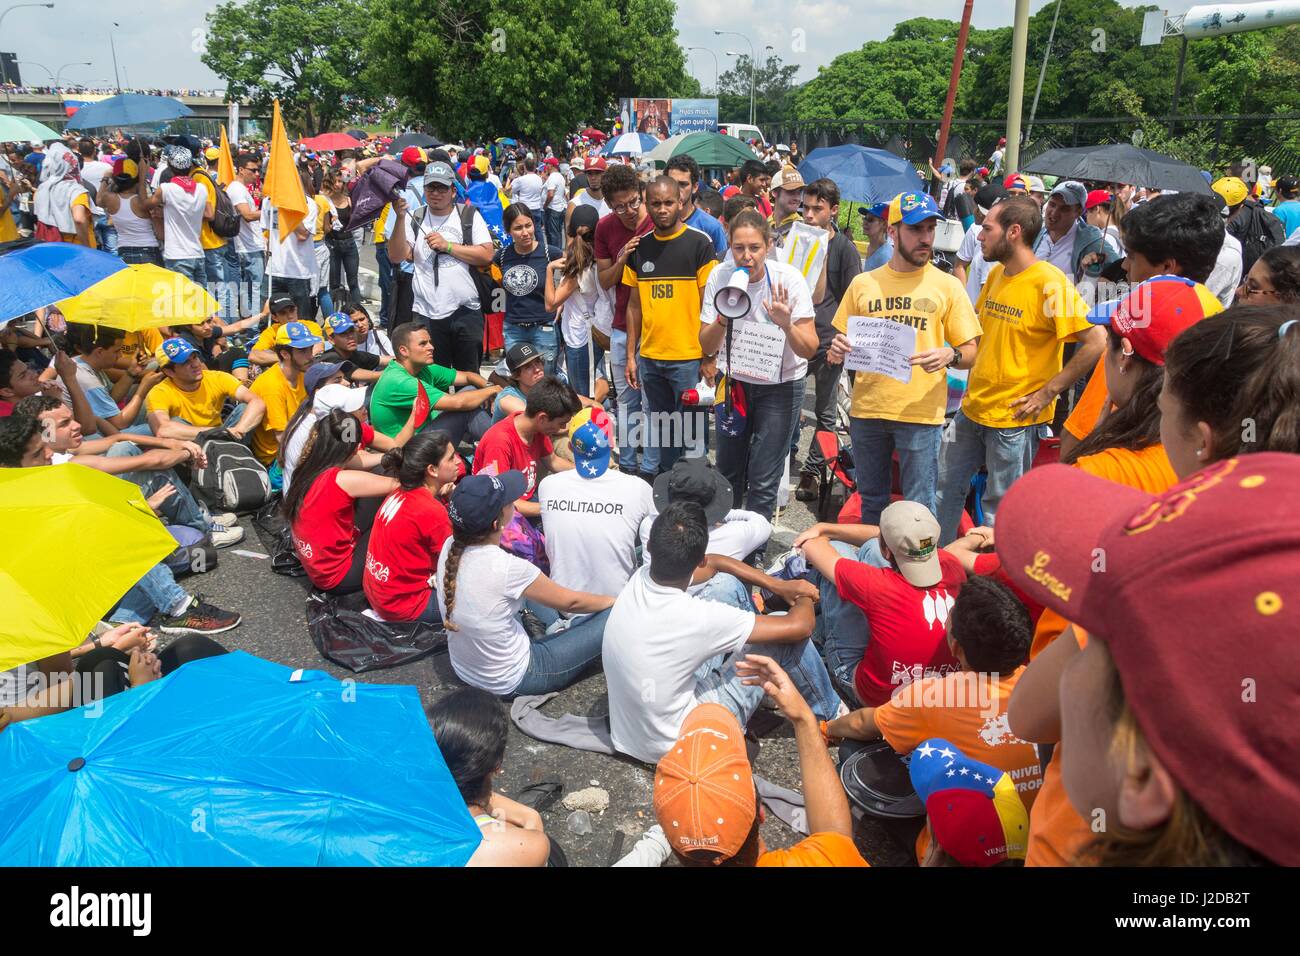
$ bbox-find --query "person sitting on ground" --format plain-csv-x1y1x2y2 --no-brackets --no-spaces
319,311,390,385
172,314,252,383
427,687,551,867
248,321,321,471
603,500,842,765
363,430,459,624
62,323,164,436
489,342,547,423
0,349,97,440
145,337,266,443
0,414,242,637
247,293,325,367
435,472,616,696
368,322,499,446
349,302,394,358
281,409,400,595
796,500,968,708
653,663,866,867
472,376,577,521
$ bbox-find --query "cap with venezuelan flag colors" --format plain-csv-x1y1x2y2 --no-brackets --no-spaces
909,738,1028,866
1086,275,1222,366
887,191,943,226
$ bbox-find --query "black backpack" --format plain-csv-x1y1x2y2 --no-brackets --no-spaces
194,437,271,513
198,170,243,239
1230,200,1285,274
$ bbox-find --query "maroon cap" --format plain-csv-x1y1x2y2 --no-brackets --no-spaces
584,156,607,172
996,454,1300,864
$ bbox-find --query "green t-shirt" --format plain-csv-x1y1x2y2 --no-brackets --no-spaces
368,361,458,437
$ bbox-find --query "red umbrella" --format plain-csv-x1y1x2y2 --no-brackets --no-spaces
580,128,608,142
299,132,362,151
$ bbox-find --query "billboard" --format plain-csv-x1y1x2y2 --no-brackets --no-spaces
618,97,717,138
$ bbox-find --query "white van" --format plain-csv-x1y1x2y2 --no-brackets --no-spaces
718,123,766,149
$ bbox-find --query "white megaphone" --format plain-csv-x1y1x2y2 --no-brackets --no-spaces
714,267,752,320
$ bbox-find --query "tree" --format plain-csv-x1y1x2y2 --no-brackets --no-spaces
716,53,799,125
202,0,376,135
365,0,696,141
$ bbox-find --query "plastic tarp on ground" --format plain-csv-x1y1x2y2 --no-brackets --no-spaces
306,589,446,673
0,651,480,866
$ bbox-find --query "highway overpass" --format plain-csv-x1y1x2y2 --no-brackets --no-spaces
0,91,268,136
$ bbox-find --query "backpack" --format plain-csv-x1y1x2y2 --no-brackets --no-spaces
410,203,500,307
194,438,271,512
1231,200,1285,274
198,171,243,239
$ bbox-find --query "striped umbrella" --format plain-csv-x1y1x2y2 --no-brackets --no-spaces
600,132,658,156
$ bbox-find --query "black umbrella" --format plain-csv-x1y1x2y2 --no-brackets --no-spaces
386,132,443,154
1022,144,1212,195
345,129,369,140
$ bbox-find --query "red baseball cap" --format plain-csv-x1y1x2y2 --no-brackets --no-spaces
544,156,559,168
1086,274,1222,365
1003,173,1027,192
996,453,1300,865
583,156,607,172
400,146,426,167
1085,189,1112,210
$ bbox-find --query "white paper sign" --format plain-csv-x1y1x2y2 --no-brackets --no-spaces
719,319,787,384
844,315,917,383
778,221,829,287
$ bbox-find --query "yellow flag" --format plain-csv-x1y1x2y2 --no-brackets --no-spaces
264,99,307,242
217,124,236,187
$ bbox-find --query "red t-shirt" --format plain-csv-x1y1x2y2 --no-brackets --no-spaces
291,466,358,591
971,552,1046,626
363,486,453,621
834,550,966,706
593,211,654,332
472,413,552,500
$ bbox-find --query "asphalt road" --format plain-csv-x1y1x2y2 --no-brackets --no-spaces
196,267,918,867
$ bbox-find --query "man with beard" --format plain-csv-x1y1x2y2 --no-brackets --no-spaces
826,192,982,525
933,197,1105,542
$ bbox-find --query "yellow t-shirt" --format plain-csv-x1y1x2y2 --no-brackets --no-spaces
832,263,982,425
248,362,307,464
620,224,717,361
374,203,392,243
311,195,331,241
62,193,97,248
120,329,164,367
146,370,242,428
252,319,323,353
193,171,227,251
962,261,1092,428
0,180,16,243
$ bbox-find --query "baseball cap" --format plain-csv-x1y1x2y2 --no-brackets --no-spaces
1277,174,1299,196
544,156,560,168
400,146,426,168
268,293,297,314
771,165,806,192
974,183,1009,215
472,154,490,176
1048,180,1087,208
1212,176,1248,208
570,420,611,479
1085,189,1113,211
447,471,529,534
1086,275,1221,365
583,156,607,172
111,157,138,178
909,738,1029,867
303,361,355,396
156,337,198,368
887,191,943,226
311,381,366,416
653,457,734,528
654,703,756,863
1026,175,1047,195
997,136,1007,146
567,404,615,445
424,161,455,186
274,321,324,349
568,203,599,237
879,500,943,587
323,312,356,337
859,201,889,221
505,342,544,374
204,146,221,162
1003,173,1028,193
995,452,1300,865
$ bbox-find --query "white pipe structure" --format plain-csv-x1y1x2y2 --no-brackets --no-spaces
1149,2,1300,41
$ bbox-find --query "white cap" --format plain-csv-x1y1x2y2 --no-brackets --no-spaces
312,382,366,417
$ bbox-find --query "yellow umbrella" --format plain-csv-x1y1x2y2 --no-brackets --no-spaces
0,464,177,671
55,263,218,331
217,124,236,187
265,99,307,242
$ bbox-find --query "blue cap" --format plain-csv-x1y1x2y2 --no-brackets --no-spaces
274,321,324,349
304,361,355,395
323,312,355,337
159,336,198,367
888,191,943,226
447,471,528,534
571,421,611,479
860,202,889,220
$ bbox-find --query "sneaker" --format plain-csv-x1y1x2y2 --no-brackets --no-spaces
209,523,245,548
159,596,242,636
764,549,808,581
208,512,239,529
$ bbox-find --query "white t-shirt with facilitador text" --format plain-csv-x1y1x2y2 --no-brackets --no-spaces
538,468,654,597
160,181,208,261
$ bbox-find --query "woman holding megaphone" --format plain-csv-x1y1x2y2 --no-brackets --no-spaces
700,209,818,522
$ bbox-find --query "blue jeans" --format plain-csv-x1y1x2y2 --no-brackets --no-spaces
689,573,841,723
563,338,606,399
416,589,443,625
111,563,188,625
638,355,704,474
375,242,393,327
935,409,1048,544
809,539,889,701
848,417,944,527
610,327,642,472
166,257,207,285
543,209,565,252
203,245,234,321
716,377,804,522
268,276,313,325
105,442,209,533
237,251,265,318
118,246,162,266
530,211,548,254
503,322,559,376
510,607,613,696
94,212,118,255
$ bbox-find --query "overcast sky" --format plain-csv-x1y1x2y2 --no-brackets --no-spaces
6,1,1207,92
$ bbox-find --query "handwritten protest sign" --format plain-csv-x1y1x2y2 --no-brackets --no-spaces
844,315,916,383
720,320,787,384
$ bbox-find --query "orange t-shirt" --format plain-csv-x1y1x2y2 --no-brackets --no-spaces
1063,355,1108,440
756,832,869,867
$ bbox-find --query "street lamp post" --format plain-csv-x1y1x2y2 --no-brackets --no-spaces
56,61,91,89
686,46,718,93
18,60,54,83
0,2,55,111
714,29,755,125
109,21,122,92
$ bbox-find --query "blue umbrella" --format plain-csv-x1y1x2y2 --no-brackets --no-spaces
798,144,925,204
0,651,483,866
65,93,194,131
0,243,127,326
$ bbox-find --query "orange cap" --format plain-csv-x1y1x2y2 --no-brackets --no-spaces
653,703,756,861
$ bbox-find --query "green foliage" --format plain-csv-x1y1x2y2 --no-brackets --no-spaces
716,53,800,125
202,0,375,135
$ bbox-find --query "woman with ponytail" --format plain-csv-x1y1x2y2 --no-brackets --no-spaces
363,430,460,623
435,471,616,697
